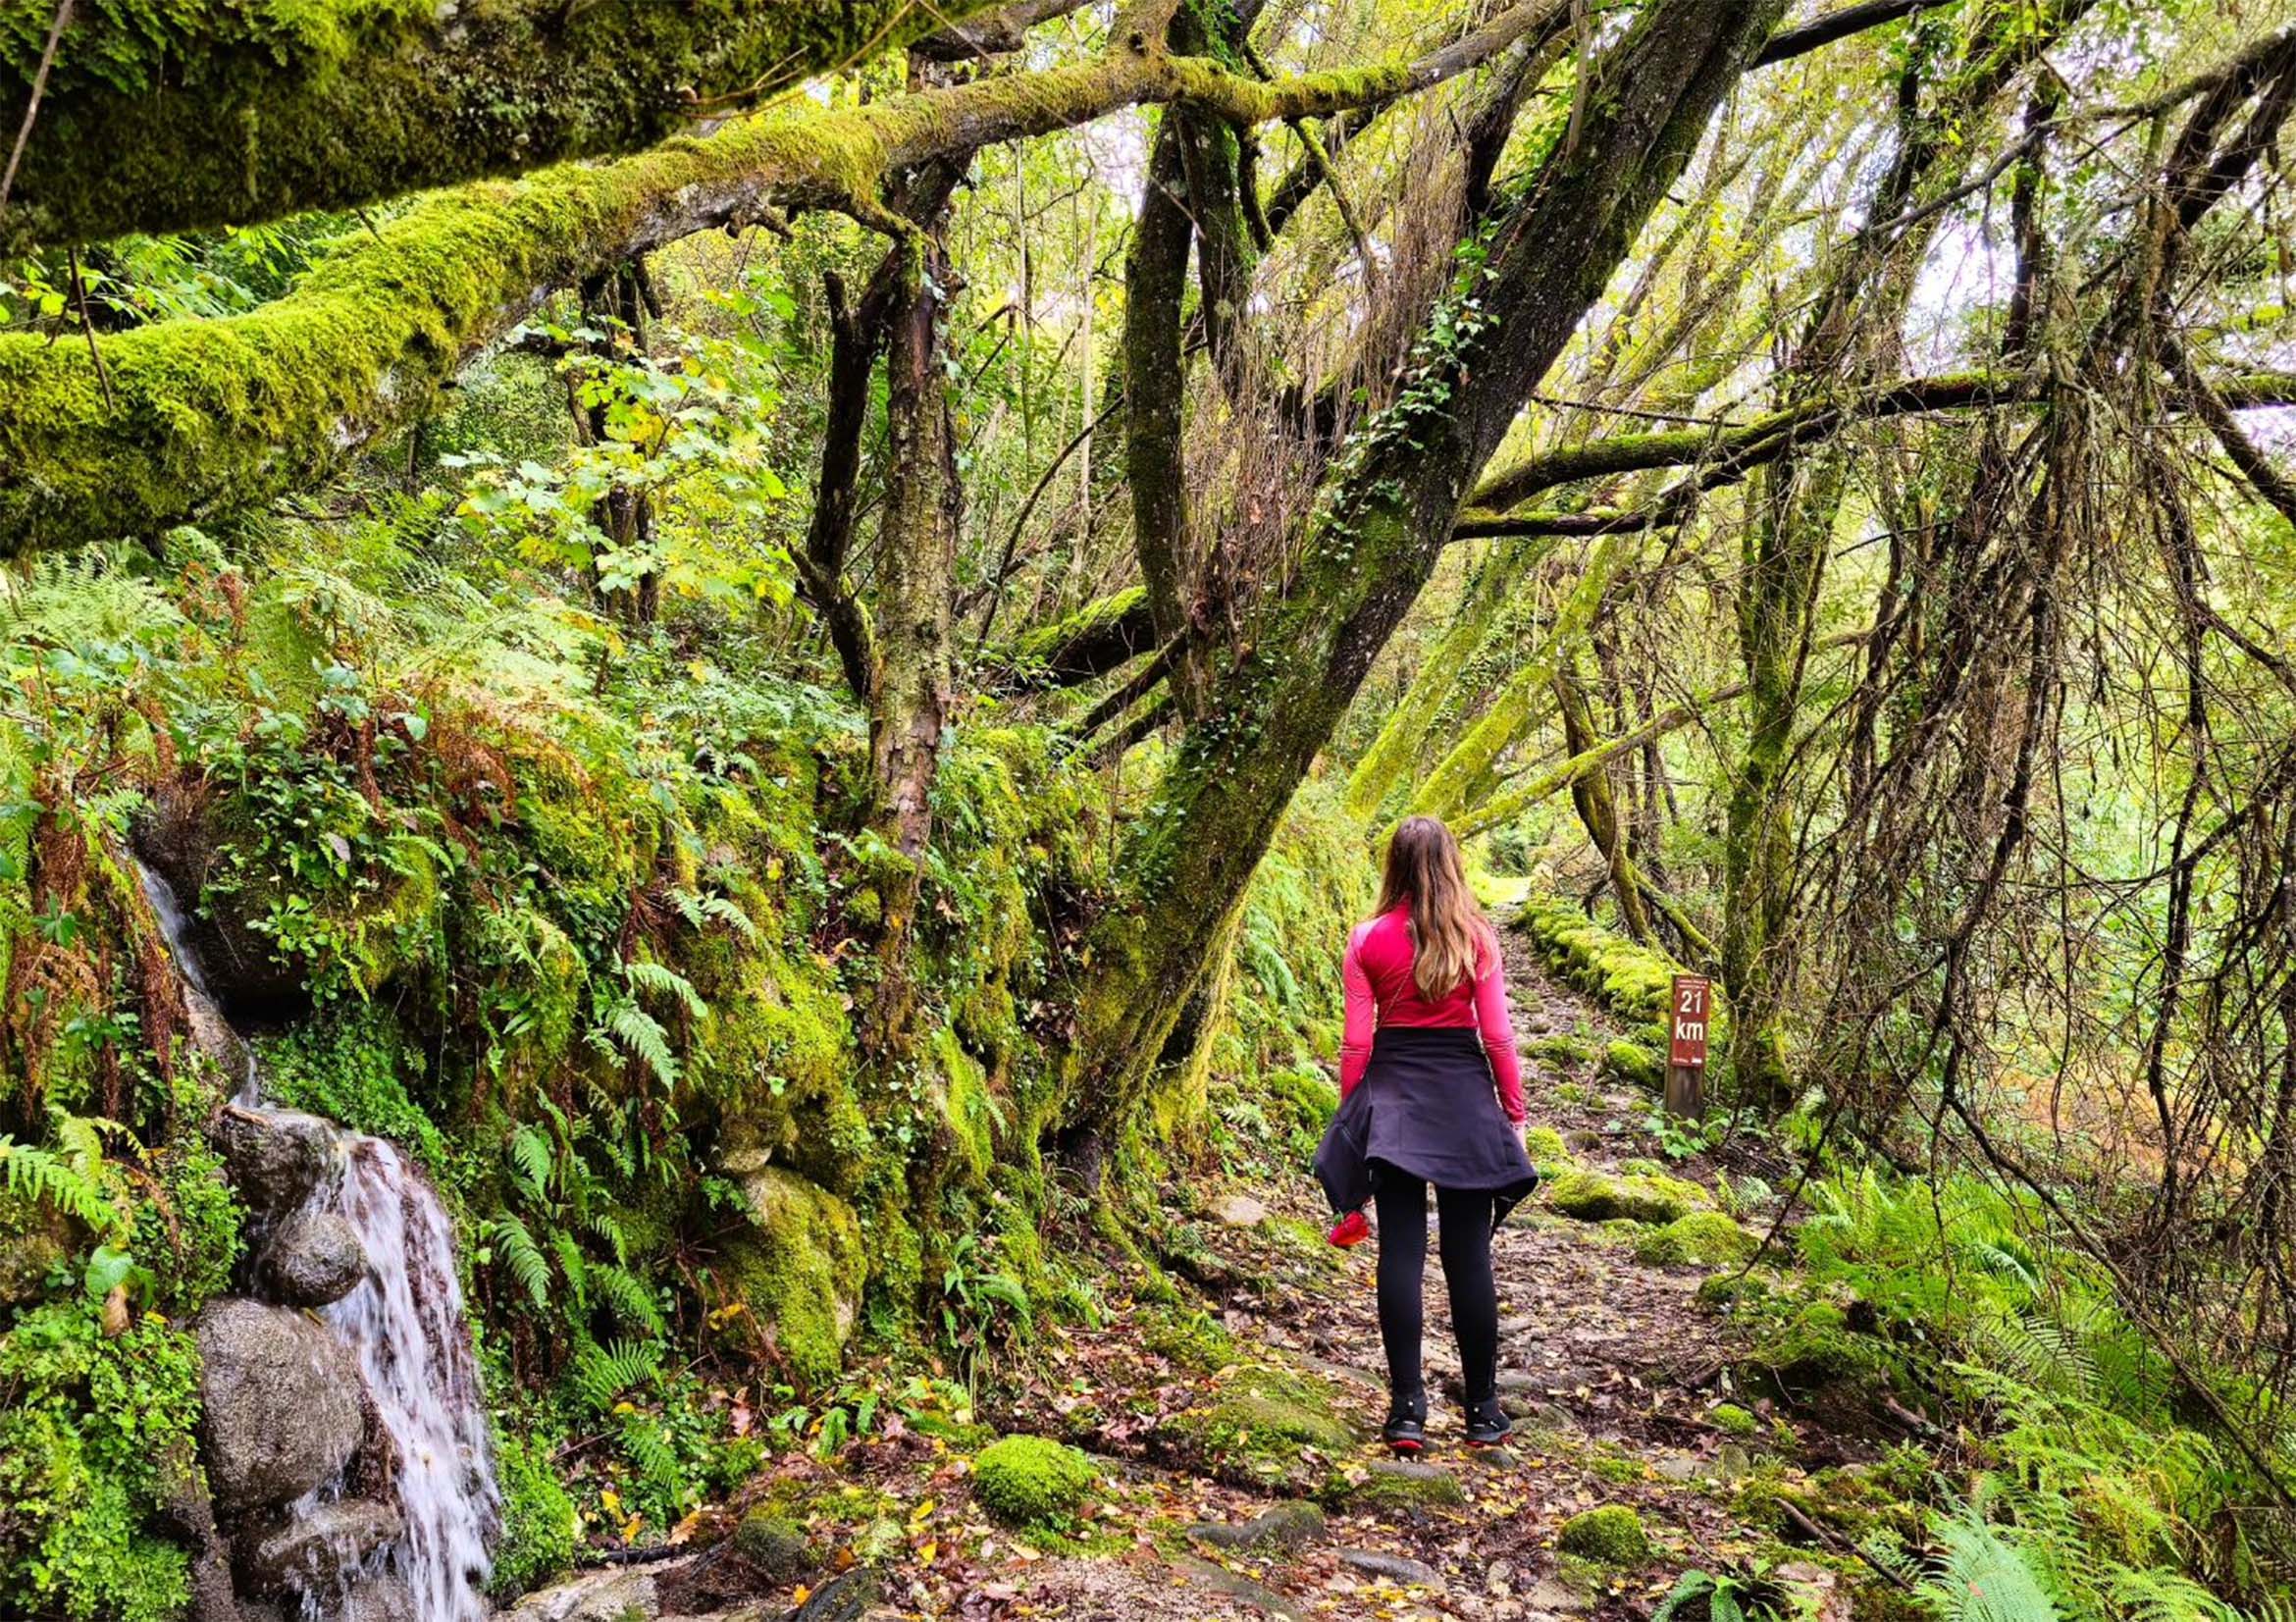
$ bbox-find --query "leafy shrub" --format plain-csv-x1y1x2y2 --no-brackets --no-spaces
0,1301,203,1622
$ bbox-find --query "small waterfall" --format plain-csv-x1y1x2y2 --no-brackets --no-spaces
309,1134,499,1622
136,858,499,1620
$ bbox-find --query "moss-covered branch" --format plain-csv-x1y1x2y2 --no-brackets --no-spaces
0,0,1023,257
0,9,1547,555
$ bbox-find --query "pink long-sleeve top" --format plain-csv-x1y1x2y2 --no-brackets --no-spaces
1337,904,1525,1123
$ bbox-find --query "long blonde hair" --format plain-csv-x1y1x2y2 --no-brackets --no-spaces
1376,816,1491,1001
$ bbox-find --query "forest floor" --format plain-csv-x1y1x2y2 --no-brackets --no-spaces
533,933,1877,1622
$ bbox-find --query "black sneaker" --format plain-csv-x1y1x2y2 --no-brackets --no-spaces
1383,1390,1428,1454
1463,1395,1512,1447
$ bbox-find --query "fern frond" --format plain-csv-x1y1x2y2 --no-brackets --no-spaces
568,1336,663,1414
487,1215,552,1310
622,959,708,1018
508,1123,555,1204
599,1001,681,1087
591,1263,666,1336
0,1137,115,1227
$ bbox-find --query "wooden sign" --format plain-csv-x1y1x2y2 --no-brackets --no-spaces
1665,973,1711,1120
1668,974,1711,1069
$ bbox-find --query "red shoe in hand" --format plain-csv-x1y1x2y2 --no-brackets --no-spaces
1327,1209,1370,1248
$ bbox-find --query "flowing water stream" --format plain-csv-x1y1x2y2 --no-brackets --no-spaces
137,861,499,1621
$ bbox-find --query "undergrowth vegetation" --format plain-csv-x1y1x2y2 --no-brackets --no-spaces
0,488,1363,1607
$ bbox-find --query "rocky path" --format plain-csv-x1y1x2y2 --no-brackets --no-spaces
518,933,1867,1622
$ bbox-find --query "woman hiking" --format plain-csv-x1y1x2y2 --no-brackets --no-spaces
1314,815,1539,1454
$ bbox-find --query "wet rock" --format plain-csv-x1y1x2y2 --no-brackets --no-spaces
496,1566,661,1622
1340,1549,1446,1590
330,1577,419,1622
241,1499,403,1596
195,1298,365,1513
134,797,312,1019
1186,1500,1326,1550
214,1106,337,1215
152,1439,242,1622
1525,1574,1592,1615
257,1208,369,1307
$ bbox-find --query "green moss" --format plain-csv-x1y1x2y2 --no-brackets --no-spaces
1529,1033,1595,1066
1326,1458,1468,1514
1634,1212,1757,1268
718,1165,866,1387
1697,1272,1771,1308
489,1426,580,1599
971,1436,1098,1530
1709,1403,1760,1438
731,1509,812,1583
1590,1450,1647,1485
1555,1504,1649,1565
1170,1361,1359,1491
1603,1040,1663,1090
1748,1301,1885,1395
1523,1124,1571,1168
1545,1167,1704,1224
1,0,996,257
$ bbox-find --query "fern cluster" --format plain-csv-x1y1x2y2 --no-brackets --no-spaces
1793,1169,2294,1618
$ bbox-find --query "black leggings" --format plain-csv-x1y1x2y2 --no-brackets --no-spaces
1374,1169,1499,1403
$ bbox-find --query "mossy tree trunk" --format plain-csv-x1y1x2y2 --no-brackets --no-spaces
0,0,1007,256
1065,0,1790,1151
1555,659,1655,943
863,158,969,1048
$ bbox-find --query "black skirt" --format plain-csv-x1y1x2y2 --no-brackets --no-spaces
1313,1027,1539,1230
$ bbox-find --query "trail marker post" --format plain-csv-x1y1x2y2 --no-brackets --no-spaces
1665,972,1710,1119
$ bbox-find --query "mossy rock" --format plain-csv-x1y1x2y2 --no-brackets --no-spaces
1602,1040,1664,1090
1523,1125,1571,1169
1207,1388,1356,1454
718,1163,866,1387
1545,1168,1703,1225
1748,1301,1885,1395
1696,1273,1770,1308
1708,1403,1759,1438
1617,1157,1668,1177
1172,1366,1361,1491
1555,1504,1648,1565
732,1510,812,1583
1528,1033,1595,1067
1325,1458,1467,1514
1633,1212,1757,1268
972,1436,1098,1530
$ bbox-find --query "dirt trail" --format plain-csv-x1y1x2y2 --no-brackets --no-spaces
913,933,1852,1622
648,935,1859,1622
